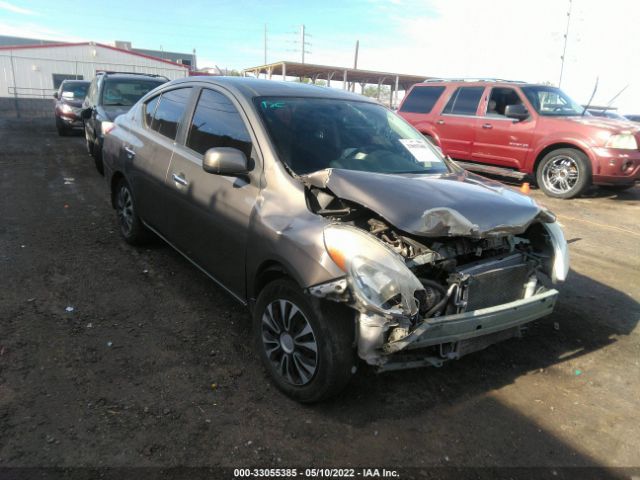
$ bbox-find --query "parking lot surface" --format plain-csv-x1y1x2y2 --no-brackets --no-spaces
1,119,639,473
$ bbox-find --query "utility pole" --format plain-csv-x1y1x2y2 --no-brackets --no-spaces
264,24,267,65
558,0,572,87
353,40,359,69
301,24,306,63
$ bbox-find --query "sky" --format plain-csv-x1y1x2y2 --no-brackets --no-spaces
1,0,639,112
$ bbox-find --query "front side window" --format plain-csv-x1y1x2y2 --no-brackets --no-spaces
399,86,446,113
256,97,449,176
442,86,484,115
485,87,524,117
186,89,252,158
521,86,583,116
150,88,192,140
101,79,165,107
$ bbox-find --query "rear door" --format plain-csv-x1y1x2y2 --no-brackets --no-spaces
164,87,261,300
126,87,193,232
435,86,485,159
472,86,535,169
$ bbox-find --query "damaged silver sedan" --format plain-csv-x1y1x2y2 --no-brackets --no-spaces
103,77,569,403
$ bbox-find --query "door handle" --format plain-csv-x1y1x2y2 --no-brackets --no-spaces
436,119,445,125
124,146,135,158
482,123,493,129
172,173,188,187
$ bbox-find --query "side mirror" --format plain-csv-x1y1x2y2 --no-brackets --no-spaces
505,104,529,121
203,147,249,175
53,92,59,99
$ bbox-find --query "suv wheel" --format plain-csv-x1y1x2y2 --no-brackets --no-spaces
114,179,149,245
56,117,68,136
253,278,356,403
536,148,591,199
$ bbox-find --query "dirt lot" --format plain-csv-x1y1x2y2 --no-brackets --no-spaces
1,119,639,478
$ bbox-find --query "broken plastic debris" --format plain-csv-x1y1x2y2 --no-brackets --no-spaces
575,369,582,376
106,341,113,347
553,322,560,331
21,245,26,248
65,306,74,313
210,383,218,390
63,177,75,185
142,269,149,274
86,323,93,328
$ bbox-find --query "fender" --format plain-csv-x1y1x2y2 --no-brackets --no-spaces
527,134,596,174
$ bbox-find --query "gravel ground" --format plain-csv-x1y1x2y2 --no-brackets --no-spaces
0,119,638,478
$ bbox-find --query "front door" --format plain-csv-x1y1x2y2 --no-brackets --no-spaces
164,87,261,300
472,87,535,169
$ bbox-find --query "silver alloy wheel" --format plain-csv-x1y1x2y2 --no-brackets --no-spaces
541,155,580,194
116,186,134,235
261,299,318,386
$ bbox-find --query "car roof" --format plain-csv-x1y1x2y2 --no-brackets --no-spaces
99,72,167,81
167,76,378,103
410,80,548,89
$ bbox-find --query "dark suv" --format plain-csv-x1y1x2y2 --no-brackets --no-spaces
53,80,90,136
398,79,640,198
82,71,167,174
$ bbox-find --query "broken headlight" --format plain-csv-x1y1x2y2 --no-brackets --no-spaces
323,224,423,317
543,221,569,283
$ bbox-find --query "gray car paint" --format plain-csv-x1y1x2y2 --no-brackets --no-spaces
103,76,552,308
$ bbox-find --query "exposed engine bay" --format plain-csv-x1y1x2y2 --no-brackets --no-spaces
304,175,566,370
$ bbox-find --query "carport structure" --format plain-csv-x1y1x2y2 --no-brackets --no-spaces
241,61,429,108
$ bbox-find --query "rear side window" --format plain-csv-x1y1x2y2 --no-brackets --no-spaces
144,96,159,127
399,86,445,113
150,88,192,140
186,89,252,158
442,86,484,115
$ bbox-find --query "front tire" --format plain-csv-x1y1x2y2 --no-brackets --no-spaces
56,117,68,136
114,179,150,245
253,278,356,403
536,148,591,199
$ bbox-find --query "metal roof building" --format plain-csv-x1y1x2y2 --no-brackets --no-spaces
242,61,429,107
0,42,189,100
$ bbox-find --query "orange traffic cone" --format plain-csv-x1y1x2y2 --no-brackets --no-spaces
520,182,530,195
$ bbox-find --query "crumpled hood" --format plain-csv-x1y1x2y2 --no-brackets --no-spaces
303,168,550,237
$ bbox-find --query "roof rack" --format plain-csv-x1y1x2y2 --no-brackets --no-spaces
95,70,170,81
423,78,526,83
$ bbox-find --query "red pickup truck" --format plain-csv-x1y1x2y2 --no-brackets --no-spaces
398,79,640,198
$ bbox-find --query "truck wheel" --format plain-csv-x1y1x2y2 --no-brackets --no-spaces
253,278,356,403
536,148,591,199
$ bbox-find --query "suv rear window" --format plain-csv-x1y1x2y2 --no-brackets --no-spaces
102,79,164,107
399,86,445,113
442,86,484,116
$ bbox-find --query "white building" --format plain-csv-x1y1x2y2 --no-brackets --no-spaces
0,41,189,100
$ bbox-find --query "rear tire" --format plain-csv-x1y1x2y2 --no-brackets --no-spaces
253,278,356,403
114,178,150,245
536,148,591,199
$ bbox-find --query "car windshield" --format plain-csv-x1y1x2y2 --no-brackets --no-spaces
521,86,584,116
255,97,449,176
62,82,89,99
102,79,164,106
